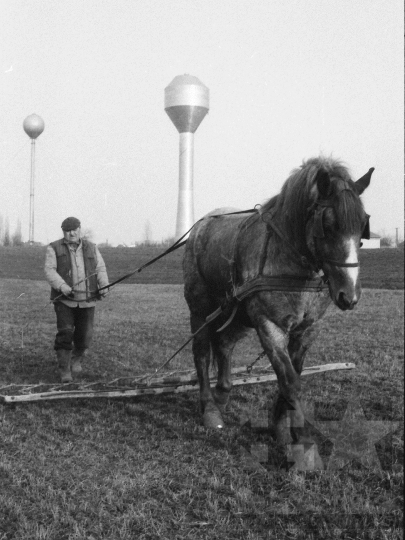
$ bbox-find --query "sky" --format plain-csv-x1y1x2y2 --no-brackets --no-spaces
1,0,403,246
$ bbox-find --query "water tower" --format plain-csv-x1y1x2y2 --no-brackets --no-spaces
165,75,209,238
23,114,45,244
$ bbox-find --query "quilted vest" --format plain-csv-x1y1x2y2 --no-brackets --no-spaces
50,239,99,302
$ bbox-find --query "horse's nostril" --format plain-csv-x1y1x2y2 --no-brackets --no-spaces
338,292,356,310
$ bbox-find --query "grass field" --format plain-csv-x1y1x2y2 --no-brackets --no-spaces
0,247,403,539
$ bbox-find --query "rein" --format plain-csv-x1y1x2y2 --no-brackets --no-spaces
56,209,257,303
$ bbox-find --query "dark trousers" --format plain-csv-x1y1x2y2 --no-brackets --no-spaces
54,303,95,352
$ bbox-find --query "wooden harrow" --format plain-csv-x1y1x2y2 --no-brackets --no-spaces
0,362,355,404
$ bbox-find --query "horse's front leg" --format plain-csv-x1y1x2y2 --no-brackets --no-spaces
288,322,321,375
191,314,225,429
272,328,315,441
255,319,305,446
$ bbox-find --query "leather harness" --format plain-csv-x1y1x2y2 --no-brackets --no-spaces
228,211,329,304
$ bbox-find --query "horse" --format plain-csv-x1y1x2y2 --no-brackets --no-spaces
183,156,373,450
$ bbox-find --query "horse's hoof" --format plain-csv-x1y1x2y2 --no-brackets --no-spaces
213,389,230,415
203,404,224,429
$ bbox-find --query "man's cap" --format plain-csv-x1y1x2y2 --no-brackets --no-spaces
61,217,81,231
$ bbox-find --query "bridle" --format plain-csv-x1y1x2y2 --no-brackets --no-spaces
310,184,370,270
261,183,370,274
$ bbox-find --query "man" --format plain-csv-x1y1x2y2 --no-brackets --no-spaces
44,217,109,383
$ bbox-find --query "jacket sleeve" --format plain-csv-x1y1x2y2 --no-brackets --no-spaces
95,247,109,289
44,245,66,291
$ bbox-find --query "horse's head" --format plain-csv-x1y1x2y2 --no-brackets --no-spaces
307,165,374,310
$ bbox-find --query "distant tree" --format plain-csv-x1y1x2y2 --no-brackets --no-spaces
380,235,393,247
82,228,94,242
0,214,3,245
11,219,23,246
97,240,111,248
3,218,11,246
160,236,176,247
143,220,153,246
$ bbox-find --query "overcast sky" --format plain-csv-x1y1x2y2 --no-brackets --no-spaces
1,0,403,245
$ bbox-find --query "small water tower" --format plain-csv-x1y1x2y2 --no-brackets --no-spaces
165,75,209,238
23,114,45,244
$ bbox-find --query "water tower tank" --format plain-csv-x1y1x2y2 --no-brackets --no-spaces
23,114,45,140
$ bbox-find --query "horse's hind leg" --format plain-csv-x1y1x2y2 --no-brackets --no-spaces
210,329,237,413
191,314,225,429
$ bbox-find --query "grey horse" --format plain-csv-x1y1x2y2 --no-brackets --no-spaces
183,156,373,450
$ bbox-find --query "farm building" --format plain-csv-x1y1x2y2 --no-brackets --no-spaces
361,232,381,249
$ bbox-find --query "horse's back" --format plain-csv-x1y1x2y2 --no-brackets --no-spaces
204,207,241,217
183,207,249,300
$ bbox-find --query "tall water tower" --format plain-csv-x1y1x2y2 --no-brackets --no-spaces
23,114,45,245
165,75,209,238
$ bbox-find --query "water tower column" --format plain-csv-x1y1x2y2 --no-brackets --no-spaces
176,132,195,238
164,75,209,238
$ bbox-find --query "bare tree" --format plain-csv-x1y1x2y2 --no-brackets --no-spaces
143,220,153,246
11,219,23,246
82,228,94,242
380,236,393,247
3,217,11,246
378,229,394,247
97,239,110,248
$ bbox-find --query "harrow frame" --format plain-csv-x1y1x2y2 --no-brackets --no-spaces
0,362,355,404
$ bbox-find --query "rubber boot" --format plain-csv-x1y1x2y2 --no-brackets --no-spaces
71,349,86,374
56,349,72,383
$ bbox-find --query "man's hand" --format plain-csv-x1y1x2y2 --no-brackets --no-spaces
60,284,73,297
97,287,108,298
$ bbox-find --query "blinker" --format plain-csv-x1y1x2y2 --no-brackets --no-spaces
313,205,370,241
361,214,370,240
313,204,328,238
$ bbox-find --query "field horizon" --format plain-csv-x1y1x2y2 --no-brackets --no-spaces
0,244,403,289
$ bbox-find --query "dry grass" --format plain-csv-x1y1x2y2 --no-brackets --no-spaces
0,280,403,539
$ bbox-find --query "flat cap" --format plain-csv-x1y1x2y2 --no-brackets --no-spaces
61,217,81,231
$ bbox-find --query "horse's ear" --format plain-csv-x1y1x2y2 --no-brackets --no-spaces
355,167,374,195
315,169,331,198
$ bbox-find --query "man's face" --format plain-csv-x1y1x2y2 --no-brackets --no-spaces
63,227,81,243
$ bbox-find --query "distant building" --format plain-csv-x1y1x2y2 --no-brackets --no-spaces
361,232,381,249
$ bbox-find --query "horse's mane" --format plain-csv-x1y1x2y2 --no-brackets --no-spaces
261,157,365,246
